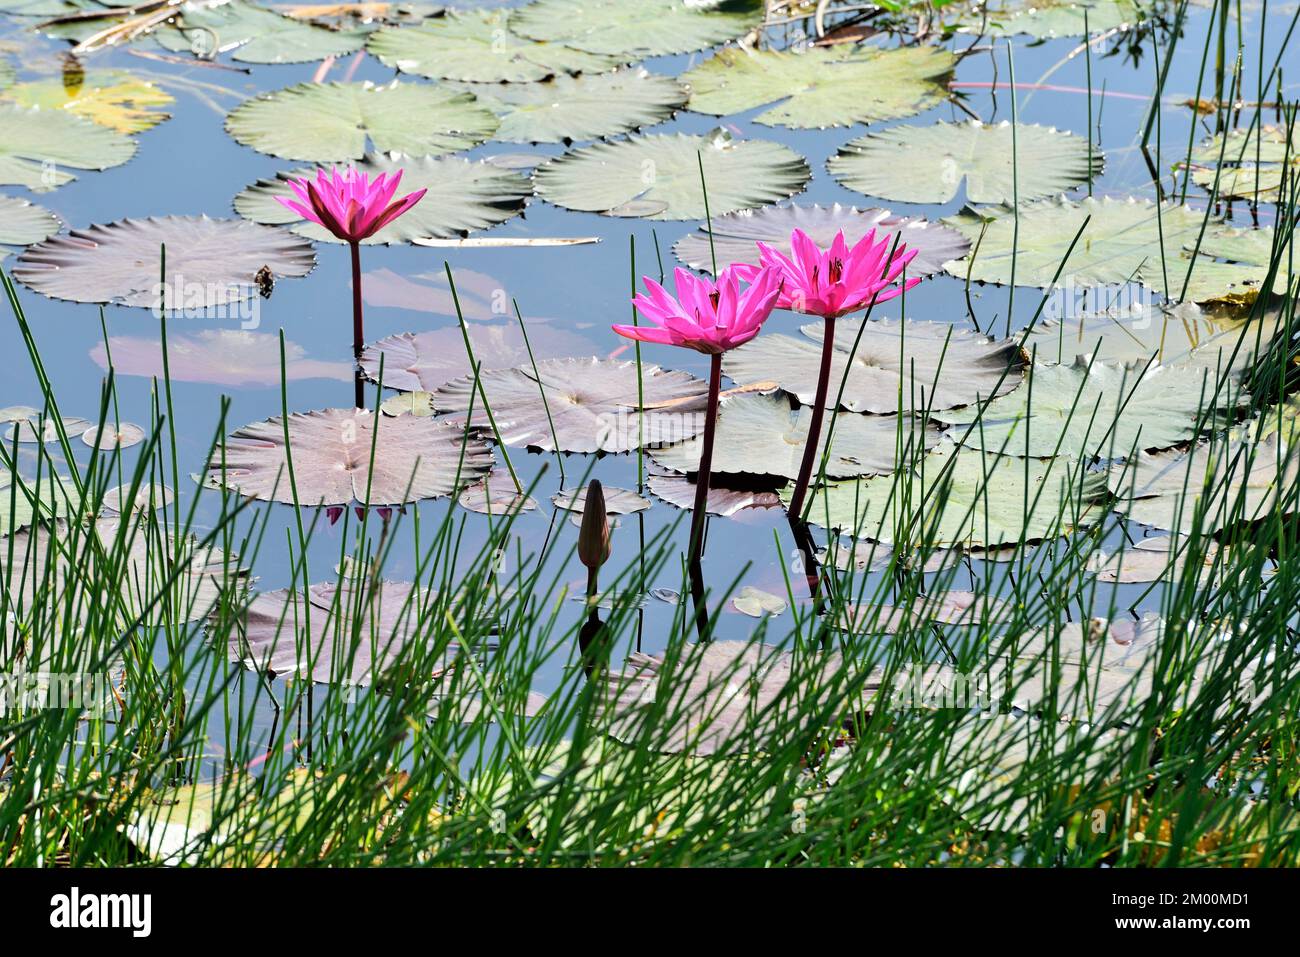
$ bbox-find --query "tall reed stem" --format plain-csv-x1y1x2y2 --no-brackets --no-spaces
787,315,836,521
350,240,365,409
687,353,723,640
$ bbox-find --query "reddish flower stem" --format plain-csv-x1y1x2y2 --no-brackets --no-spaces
687,353,722,641
786,315,836,522
350,240,365,409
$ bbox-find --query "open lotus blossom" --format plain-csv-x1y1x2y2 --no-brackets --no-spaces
736,228,925,526
614,266,783,354
276,166,426,407
614,265,782,640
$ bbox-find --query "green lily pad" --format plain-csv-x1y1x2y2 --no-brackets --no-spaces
731,585,786,618
233,153,530,245
828,121,1101,205
1190,122,1298,203
449,68,687,144
0,103,136,192
0,470,78,537
225,80,498,162
934,359,1248,459
682,44,954,129
650,391,940,480
955,0,1143,39
367,8,624,82
0,194,60,248
155,1,370,64
0,70,172,134
533,130,810,220
510,0,762,57
799,442,1106,547
673,203,970,276
207,408,494,507
722,318,1027,414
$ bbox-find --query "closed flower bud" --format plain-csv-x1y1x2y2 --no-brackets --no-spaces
577,480,611,570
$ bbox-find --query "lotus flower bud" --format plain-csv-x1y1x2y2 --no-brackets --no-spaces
577,480,611,570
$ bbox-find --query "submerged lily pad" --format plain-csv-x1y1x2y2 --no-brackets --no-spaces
651,391,940,480
646,463,781,516
206,408,493,506
0,103,136,191
723,318,1027,415
12,216,315,308
359,324,595,393
683,45,954,130
156,1,369,64
673,203,970,276
935,360,1248,459
91,330,350,387
800,442,1106,547
450,68,687,144
0,194,60,248
828,121,1100,205
533,130,811,221
433,357,710,454
0,70,172,134
955,0,1143,39
225,81,498,162
1109,435,1299,534
367,9,624,82
234,153,530,245
510,0,762,57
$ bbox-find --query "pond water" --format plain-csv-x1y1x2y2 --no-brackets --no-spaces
0,1,1295,778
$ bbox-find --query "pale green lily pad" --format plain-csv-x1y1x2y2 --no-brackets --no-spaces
380,391,436,417
458,473,537,515
828,121,1101,205
944,196,1289,304
1109,435,1299,534
1190,122,1297,202
722,318,1027,414
673,203,970,277
799,442,1106,547
367,8,623,82
233,153,530,245
683,44,954,130
650,391,940,480
156,1,369,64
510,0,762,57
553,485,650,514
0,195,60,247
0,104,136,192
450,68,687,144
955,0,1143,38
0,470,78,537
935,359,1248,459
225,81,498,162
533,130,810,220
731,585,786,618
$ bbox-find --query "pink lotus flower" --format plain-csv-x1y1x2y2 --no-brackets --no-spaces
276,166,426,244
276,166,425,408
614,266,783,355
734,227,920,318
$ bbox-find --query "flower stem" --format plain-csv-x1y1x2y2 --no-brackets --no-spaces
787,315,836,522
350,240,365,409
687,353,722,641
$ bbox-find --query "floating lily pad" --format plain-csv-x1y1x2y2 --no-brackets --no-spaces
206,408,493,506
651,391,940,480
646,463,781,516
1109,435,1299,534
0,470,78,537
552,484,650,514
0,103,136,191
828,121,1100,205
731,585,786,618
935,360,1248,459
4,415,93,442
367,8,624,82
944,197,1288,304
81,421,146,450
1090,535,1221,583
91,330,350,387
1190,122,1298,203
801,442,1105,547
955,0,1143,39
458,472,537,515
683,44,954,130
673,203,970,276
0,70,172,134
433,357,710,454
723,318,1027,415
12,216,315,308
450,68,687,144
156,1,369,64
234,153,530,245
359,324,595,393
225,81,498,162
510,0,762,57
0,194,60,249
836,590,1013,635
533,130,811,221
380,391,436,417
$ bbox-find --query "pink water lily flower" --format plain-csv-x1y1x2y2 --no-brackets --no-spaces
614,265,783,355
277,166,426,244
734,227,921,318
